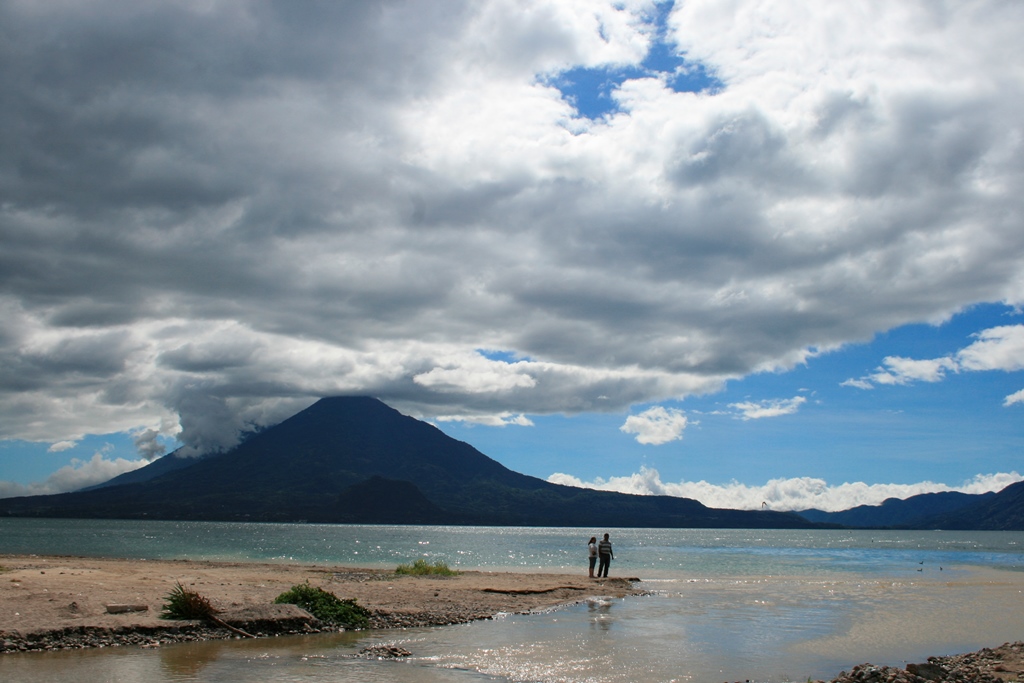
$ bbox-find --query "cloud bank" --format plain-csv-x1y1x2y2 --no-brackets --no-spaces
2,1,1023,456
547,467,1024,512
0,450,147,499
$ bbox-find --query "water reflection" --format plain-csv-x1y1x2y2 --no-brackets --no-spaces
586,596,616,632
158,639,219,679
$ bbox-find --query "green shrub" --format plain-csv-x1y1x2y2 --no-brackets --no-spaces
274,583,370,628
395,558,459,576
161,582,218,620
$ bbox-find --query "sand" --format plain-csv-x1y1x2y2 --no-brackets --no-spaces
0,554,640,648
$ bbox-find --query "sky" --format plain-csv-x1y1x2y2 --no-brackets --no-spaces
1,1,1022,512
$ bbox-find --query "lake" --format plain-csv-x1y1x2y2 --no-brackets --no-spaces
1,519,1022,682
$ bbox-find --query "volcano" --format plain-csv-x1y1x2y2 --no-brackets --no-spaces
2,397,817,528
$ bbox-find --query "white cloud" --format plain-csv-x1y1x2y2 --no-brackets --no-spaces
870,356,958,385
434,413,535,427
414,355,538,393
620,406,688,445
47,441,77,453
1004,388,1024,407
845,324,1024,392
0,451,147,499
729,396,806,420
548,466,1024,512
957,325,1024,372
0,1,1023,452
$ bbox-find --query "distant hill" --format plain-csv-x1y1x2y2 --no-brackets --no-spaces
1,396,816,528
795,491,996,528
795,481,1024,531
914,480,1024,530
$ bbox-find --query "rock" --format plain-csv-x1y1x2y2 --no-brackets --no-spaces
218,603,319,633
906,662,944,680
105,604,149,614
359,644,412,659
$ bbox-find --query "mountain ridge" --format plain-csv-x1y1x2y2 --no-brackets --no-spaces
7,397,1020,529
2,397,815,528
795,484,1024,530
795,491,997,528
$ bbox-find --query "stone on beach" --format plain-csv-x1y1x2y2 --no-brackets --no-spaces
105,604,149,614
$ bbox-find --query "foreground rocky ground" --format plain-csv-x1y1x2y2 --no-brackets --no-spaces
821,642,1024,683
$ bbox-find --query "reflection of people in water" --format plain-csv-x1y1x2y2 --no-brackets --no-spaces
597,533,613,578
587,597,614,631
588,536,598,578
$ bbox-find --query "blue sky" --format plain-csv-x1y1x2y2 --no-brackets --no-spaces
546,1,721,118
1,1,1022,511
436,302,1023,509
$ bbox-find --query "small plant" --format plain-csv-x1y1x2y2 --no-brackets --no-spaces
395,558,459,576
274,583,370,628
160,582,218,620
160,582,255,638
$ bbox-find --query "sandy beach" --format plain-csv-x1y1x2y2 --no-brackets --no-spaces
0,554,641,651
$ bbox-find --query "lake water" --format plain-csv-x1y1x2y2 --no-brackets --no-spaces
1,519,1023,683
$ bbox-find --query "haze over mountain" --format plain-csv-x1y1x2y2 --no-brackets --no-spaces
1,397,816,528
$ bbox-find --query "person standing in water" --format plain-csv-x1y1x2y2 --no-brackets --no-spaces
597,533,614,578
588,536,598,578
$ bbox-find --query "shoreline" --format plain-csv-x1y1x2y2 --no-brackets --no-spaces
3,555,1023,682
0,554,642,653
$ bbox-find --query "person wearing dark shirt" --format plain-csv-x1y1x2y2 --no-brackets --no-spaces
597,533,614,578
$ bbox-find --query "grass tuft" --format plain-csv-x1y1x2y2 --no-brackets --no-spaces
395,558,459,576
274,583,370,628
160,582,218,620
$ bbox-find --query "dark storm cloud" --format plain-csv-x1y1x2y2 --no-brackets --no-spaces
0,0,1022,454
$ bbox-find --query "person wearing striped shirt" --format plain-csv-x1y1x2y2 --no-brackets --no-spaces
597,533,614,578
